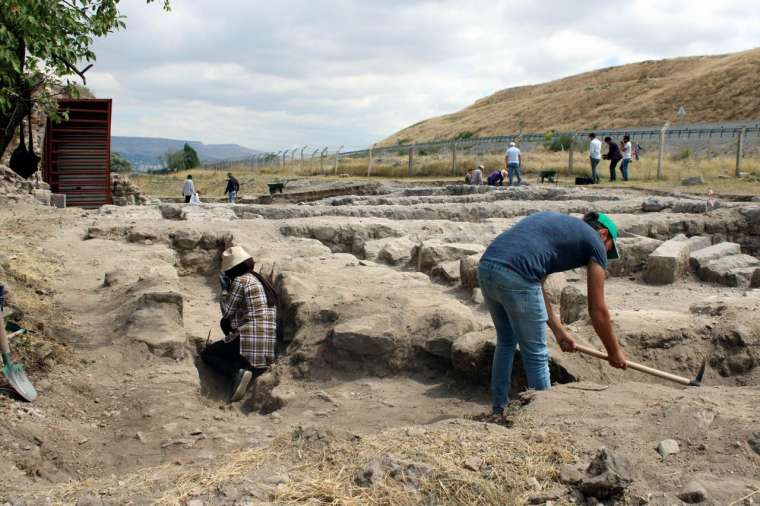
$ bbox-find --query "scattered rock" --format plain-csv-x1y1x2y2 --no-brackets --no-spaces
657,439,680,458
559,464,583,484
525,476,541,491
355,455,432,488
430,260,460,284
577,448,633,499
471,288,485,305
748,433,760,456
681,175,705,186
416,241,484,274
672,234,712,253
678,479,708,503
331,315,397,357
463,457,482,472
377,237,415,266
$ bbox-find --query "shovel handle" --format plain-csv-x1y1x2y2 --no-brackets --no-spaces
574,344,691,386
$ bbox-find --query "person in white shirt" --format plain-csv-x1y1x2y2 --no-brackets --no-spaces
181,175,195,203
620,135,632,182
588,133,602,184
504,142,522,186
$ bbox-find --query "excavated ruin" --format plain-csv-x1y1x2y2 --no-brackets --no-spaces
1,181,759,504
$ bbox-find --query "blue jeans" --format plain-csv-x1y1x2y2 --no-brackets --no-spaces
620,159,630,181
590,157,601,183
478,260,550,413
507,162,521,186
227,191,237,203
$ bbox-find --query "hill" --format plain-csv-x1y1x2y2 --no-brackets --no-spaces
111,136,261,170
381,47,760,146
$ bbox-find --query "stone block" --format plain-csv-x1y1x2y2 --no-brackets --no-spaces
698,254,760,287
50,193,66,208
417,242,484,273
608,236,663,277
32,189,51,206
681,175,705,186
459,254,482,290
430,261,460,285
450,331,495,381
752,268,760,288
672,234,712,253
689,242,741,270
560,285,587,324
642,240,690,285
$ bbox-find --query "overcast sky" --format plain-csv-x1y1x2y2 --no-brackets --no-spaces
88,0,760,151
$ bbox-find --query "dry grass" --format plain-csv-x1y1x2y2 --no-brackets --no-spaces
382,47,760,145
26,415,574,505
129,149,760,199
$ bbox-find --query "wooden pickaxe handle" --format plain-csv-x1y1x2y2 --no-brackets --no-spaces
574,344,693,386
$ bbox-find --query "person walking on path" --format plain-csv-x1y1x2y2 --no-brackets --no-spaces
478,211,626,415
182,174,195,203
202,246,278,402
620,135,632,181
505,142,522,186
470,165,484,185
603,136,622,181
225,173,240,203
588,133,602,183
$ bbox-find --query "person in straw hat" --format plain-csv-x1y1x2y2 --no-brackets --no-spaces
201,245,278,402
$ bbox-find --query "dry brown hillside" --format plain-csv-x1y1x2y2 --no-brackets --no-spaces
381,47,760,146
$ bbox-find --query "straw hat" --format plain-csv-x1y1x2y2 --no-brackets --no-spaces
221,245,252,272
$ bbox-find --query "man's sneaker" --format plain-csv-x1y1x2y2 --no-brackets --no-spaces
230,369,253,402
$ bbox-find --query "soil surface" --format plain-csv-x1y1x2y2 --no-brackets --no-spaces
1,181,759,505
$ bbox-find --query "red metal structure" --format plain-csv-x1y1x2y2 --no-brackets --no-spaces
43,99,112,207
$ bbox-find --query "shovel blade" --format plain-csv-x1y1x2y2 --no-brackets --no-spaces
3,362,38,402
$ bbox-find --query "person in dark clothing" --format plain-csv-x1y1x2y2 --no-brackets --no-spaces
602,137,622,181
225,173,240,203
486,169,505,186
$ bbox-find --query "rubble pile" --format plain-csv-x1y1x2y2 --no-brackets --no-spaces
0,164,54,205
111,173,149,205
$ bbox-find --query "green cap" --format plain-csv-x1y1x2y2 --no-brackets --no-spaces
596,212,619,260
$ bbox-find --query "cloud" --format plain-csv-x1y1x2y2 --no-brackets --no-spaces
89,0,760,150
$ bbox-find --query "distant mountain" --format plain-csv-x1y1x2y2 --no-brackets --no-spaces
111,136,262,170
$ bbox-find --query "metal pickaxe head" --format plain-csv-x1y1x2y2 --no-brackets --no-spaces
687,356,708,387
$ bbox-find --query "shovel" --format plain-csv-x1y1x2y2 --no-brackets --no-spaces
574,344,706,387
1,319,38,402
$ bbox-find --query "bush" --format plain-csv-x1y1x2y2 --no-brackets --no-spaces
111,152,133,173
455,131,475,141
162,143,201,172
543,132,573,152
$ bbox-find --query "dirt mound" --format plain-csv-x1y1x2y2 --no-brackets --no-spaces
382,47,760,144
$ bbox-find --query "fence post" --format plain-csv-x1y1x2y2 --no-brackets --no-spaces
367,144,375,177
736,128,745,178
300,145,307,172
657,122,670,180
567,135,574,176
451,141,457,176
280,151,285,171
334,145,343,175
320,147,328,174
408,142,415,177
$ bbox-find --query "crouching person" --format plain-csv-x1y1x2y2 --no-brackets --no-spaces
202,246,277,402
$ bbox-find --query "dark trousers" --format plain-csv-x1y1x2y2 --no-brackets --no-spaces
609,159,620,181
201,338,265,379
184,195,191,203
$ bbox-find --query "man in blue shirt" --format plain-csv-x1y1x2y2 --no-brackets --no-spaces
478,211,627,415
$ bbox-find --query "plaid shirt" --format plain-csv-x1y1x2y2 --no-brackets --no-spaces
220,273,277,368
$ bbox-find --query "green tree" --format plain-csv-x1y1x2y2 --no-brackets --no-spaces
0,0,171,158
182,143,200,169
110,152,132,172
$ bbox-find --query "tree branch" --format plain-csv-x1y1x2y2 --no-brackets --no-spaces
51,55,93,84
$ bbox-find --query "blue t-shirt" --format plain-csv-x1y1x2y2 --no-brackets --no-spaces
481,211,608,282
